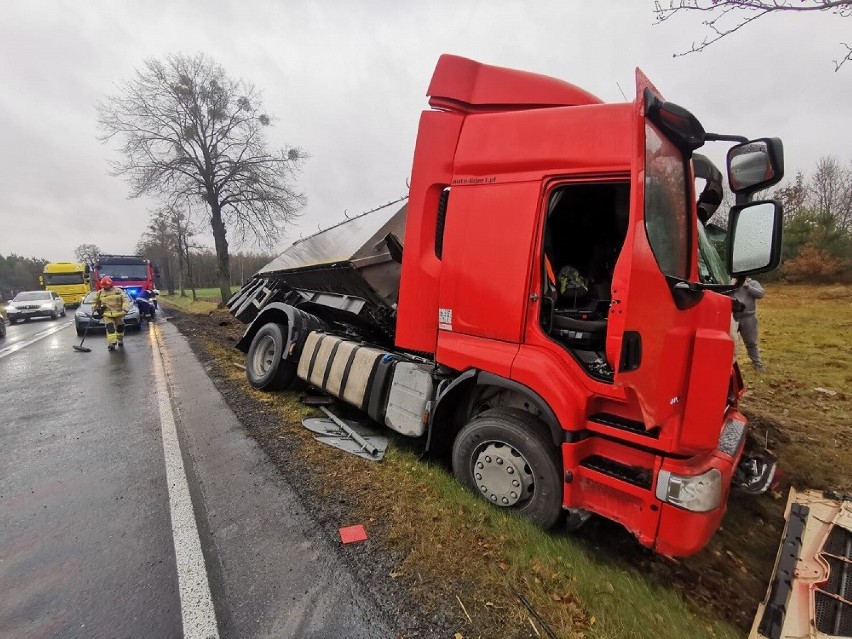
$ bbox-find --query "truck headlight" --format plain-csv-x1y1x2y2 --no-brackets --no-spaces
655,468,722,513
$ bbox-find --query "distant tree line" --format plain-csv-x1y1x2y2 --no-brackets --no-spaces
135,209,272,299
0,254,48,300
770,156,852,282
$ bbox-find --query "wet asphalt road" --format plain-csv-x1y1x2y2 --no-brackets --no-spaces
0,316,391,638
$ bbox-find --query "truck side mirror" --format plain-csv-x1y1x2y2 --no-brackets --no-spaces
727,138,784,195
727,200,783,276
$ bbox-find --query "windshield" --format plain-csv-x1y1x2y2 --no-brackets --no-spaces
697,223,730,284
98,264,149,280
13,292,51,301
644,122,690,280
44,273,85,285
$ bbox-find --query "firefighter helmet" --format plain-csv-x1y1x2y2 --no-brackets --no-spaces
100,276,114,288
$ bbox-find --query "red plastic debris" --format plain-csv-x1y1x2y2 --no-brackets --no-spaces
339,524,368,544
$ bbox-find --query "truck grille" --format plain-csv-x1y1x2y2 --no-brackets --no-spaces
588,413,659,439
816,525,852,636
580,455,652,490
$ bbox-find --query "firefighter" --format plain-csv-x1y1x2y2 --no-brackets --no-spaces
93,276,130,351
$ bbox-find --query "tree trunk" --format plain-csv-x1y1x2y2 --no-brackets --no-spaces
177,251,186,298
183,235,197,302
210,202,231,304
161,252,175,295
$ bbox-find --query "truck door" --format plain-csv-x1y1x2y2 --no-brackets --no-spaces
604,70,696,432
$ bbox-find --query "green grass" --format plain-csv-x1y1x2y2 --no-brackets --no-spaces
735,284,852,490
159,286,240,314
390,448,741,639
186,286,240,300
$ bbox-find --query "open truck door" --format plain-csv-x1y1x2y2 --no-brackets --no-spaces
604,70,728,436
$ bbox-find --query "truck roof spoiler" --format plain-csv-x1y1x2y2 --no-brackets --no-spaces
427,54,602,114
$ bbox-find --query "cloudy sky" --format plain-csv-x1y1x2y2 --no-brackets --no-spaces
1,1,849,261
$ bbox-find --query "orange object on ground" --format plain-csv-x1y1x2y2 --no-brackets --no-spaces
339,525,368,544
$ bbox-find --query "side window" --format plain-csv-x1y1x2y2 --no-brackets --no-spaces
542,182,629,305
644,122,690,280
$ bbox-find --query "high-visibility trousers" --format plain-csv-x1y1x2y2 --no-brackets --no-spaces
104,313,125,345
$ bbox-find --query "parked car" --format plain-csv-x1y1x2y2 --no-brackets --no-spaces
4,291,66,323
74,290,141,336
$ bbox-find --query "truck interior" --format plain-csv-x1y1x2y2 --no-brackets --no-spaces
540,181,629,381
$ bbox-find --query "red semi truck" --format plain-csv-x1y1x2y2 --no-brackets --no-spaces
228,55,784,557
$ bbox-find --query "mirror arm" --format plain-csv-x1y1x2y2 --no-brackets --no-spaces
704,132,748,143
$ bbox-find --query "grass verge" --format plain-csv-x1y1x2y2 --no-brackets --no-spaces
735,284,851,491
194,335,740,639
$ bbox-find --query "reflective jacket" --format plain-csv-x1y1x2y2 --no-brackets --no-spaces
94,287,130,318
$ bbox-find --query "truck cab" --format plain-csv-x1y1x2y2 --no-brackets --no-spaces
388,56,784,556
92,255,156,299
40,262,90,307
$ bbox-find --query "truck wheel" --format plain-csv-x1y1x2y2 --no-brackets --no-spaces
246,323,297,391
452,407,563,529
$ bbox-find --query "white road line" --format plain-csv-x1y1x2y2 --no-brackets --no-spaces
0,320,72,360
149,324,219,639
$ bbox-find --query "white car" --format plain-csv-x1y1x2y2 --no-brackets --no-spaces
5,291,67,323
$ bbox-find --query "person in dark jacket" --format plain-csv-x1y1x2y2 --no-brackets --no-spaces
732,277,765,371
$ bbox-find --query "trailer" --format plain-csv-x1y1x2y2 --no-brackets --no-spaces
229,55,785,557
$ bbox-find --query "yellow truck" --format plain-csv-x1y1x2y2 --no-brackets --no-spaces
40,262,90,307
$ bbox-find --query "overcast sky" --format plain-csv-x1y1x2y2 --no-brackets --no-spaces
1,1,849,261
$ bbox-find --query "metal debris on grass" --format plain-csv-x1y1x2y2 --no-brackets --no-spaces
302,407,388,461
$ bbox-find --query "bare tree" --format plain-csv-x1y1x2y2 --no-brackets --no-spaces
74,243,101,266
137,210,176,294
809,156,852,230
98,52,307,303
167,200,202,301
654,1,852,71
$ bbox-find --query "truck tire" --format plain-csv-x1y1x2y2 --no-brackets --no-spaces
452,407,563,529
246,322,297,391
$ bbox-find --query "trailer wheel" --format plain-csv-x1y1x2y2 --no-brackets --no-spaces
452,407,563,529
246,323,297,391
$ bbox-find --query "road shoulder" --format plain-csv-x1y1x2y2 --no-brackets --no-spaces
155,320,395,638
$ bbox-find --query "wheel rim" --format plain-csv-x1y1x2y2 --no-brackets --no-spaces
251,334,277,376
472,441,534,507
